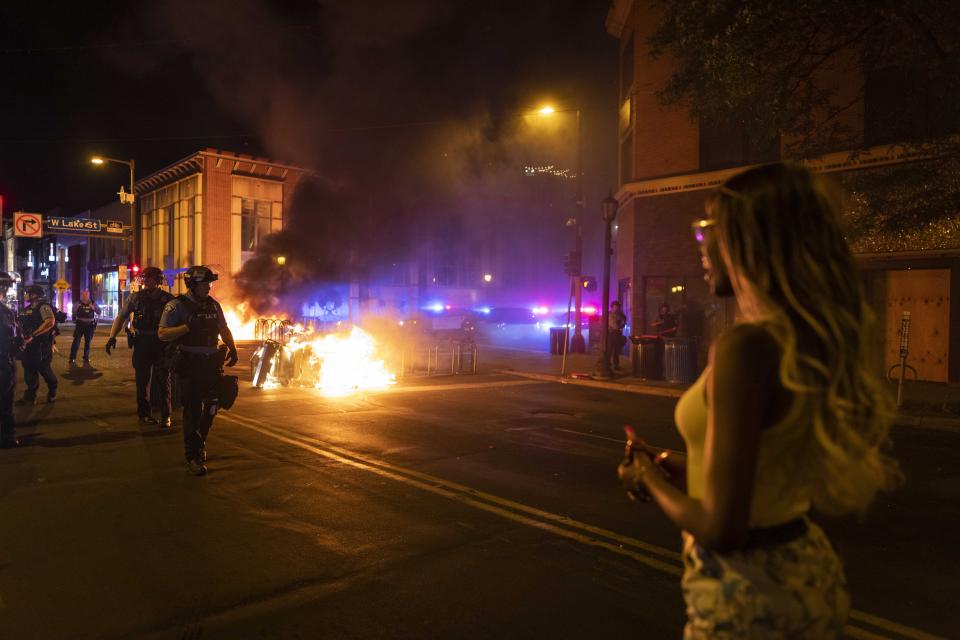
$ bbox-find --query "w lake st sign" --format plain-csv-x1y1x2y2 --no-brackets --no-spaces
44,217,127,236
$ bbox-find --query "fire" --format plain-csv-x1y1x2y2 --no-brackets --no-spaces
250,323,396,397
310,327,396,397
221,301,261,340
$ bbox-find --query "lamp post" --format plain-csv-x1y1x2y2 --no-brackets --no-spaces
90,156,136,265
594,193,619,380
536,98,585,353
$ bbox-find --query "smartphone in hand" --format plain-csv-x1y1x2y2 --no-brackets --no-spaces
623,425,651,502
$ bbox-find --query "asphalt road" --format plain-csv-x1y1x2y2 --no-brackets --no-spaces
0,335,955,639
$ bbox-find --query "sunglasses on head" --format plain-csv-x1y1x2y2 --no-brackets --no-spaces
691,218,715,244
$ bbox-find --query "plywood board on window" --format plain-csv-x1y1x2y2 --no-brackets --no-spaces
885,269,949,382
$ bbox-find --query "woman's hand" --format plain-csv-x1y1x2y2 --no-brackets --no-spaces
618,448,654,499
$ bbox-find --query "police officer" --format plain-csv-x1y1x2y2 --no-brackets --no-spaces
158,266,238,476
106,267,173,427
18,284,58,404
0,273,21,448
69,289,100,365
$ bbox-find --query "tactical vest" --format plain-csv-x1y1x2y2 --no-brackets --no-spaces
0,304,15,355
178,295,221,349
132,290,173,333
24,302,54,349
75,301,96,322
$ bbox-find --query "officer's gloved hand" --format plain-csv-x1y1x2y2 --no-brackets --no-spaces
105,336,117,355
226,346,239,367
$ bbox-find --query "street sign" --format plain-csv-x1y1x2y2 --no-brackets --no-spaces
44,216,128,237
14,212,43,238
53,279,70,291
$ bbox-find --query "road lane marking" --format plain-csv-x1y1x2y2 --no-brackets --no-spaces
553,427,685,455
382,380,547,394
221,410,944,640
221,411,680,571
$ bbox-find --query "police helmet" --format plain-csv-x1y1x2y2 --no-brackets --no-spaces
183,265,219,289
0,272,13,288
141,266,163,281
26,284,45,297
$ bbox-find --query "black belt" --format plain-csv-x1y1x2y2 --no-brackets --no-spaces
743,517,808,550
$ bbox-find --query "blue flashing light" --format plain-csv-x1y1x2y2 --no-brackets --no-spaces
427,302,445,313
477,306,491,315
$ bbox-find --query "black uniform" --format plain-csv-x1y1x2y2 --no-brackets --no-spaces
69,300,99,362
21,300,58,402
124,289,174,420
0,301,19,445
160,293,226,462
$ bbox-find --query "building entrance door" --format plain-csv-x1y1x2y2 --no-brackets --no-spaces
885,269,950,382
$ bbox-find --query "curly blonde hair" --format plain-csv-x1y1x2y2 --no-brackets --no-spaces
707,163,900,515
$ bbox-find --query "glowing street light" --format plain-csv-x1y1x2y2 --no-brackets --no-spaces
276,255,287,266
483,273,493,283
537,105,556,116
89,154,136,263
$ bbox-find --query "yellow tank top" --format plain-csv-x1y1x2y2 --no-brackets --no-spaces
674,366,811,528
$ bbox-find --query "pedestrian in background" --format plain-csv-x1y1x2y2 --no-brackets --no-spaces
18,285,58,405
618,163,900,638
106,267,173,427
0,273,21,448
651,303,678,338
159,266,238,476
606,300,627,371
69,289,100,366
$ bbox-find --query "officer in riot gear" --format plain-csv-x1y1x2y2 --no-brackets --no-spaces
159,266,238,476
106,266,174,427
0,273,21,448
18,284,58,404
69,289,100,365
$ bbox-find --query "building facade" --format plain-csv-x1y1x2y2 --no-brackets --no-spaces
134,148,306,295
607,0,960,382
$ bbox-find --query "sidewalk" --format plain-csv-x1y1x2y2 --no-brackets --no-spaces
480,342,960,433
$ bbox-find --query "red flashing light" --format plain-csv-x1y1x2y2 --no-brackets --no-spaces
582,305,597,315
131,264,140,276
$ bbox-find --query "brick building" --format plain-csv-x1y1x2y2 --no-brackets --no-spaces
134,148,307,295
606,0,960,382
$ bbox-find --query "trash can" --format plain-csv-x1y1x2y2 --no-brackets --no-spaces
663,337,697,384
549,327,569,354
632,336,664,380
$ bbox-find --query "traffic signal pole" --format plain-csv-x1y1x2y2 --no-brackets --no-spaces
570,99,586,354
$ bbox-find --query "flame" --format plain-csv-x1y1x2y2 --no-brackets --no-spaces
221,301,261,340
310,327,396,397
251,322,396,397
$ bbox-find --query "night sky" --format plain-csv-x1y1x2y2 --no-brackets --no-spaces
1,0,618,218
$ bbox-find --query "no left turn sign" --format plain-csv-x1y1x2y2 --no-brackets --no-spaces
14,212,43,238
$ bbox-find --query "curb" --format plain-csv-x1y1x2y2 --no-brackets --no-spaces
499,369,960,431
497,369,685,399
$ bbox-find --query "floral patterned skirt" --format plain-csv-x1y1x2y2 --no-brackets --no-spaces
681,519,850,639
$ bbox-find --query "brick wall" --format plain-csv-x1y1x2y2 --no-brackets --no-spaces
628,2,699,180
202,156,233,290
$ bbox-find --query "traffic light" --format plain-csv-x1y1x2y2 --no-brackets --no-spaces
563,251,581,276
130,263,140,277
582,276,597,291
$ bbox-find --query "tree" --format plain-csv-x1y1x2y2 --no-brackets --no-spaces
649,0,960,248
649,0,960,156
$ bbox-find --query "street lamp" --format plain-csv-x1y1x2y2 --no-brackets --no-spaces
535,97,586,353
90,155,136,264
276,255,287,266
483,273,493,283
594,194,619,380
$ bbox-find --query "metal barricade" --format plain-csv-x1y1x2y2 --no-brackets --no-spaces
398,340,479,379
255,318,291,344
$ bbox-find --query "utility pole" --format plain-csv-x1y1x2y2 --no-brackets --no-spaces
570,94,586,353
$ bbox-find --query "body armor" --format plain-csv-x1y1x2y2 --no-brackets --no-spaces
132,290,173,333
23,302,54,350
75,301,97,322
178,296,221,349
0,304,16,356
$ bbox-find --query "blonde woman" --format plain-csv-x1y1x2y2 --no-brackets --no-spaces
618,163,900,638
